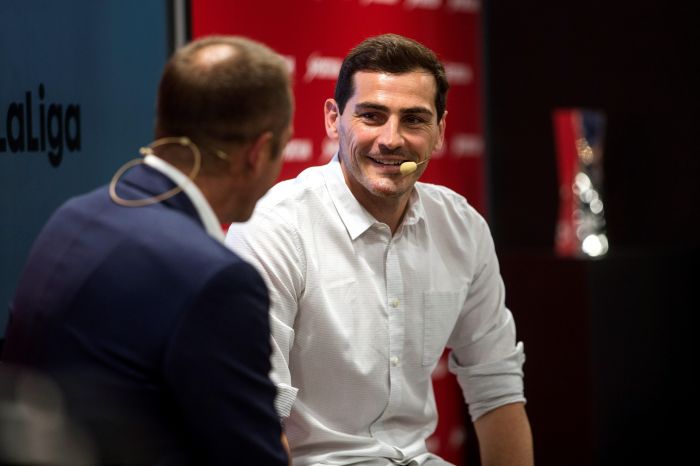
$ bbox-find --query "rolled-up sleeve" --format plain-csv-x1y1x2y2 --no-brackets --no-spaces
449,342,525,421
447,217,526,421
227,210,305,419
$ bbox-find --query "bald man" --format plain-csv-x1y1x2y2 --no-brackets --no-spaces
2,36,293,465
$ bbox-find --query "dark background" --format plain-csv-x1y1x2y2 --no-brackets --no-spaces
477,1,699,465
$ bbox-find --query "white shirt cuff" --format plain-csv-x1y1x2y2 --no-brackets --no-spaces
449,341,526,421
274,383,299,419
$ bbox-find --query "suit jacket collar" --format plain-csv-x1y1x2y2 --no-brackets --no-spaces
118,162,202,225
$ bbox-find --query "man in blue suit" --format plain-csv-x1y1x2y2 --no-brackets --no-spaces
1,35,293,465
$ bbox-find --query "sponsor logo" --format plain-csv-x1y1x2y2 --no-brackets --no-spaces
0,84,81,167
283,55,297,77
444,62,473,85
447,0,480,12
432,141,447,158
451,133,483,157
283,138,313,162
360,0,400,5
304,53,343,82
404,0,441,10
320,137,339,161
358,0,479,11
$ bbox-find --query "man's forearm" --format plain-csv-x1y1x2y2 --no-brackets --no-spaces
473,402,534,466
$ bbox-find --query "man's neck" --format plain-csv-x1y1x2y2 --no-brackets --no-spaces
194,175,242,224
355,189,411,235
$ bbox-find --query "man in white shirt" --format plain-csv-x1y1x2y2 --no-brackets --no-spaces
227,33,533,466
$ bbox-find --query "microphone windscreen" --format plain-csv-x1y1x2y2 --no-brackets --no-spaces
399,161,417,176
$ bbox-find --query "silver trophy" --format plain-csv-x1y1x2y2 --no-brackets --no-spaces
553,108,608,258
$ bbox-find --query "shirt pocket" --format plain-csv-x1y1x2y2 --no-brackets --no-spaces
422,290,465,366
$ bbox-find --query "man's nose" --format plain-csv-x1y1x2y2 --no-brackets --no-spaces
377,117,404,151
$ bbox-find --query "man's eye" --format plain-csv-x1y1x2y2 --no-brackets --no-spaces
404,115,427,125
356,112,385,125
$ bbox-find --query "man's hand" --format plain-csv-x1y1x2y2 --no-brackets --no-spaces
282,432,292,465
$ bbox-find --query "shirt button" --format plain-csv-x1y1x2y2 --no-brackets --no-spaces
390,298,400,308
390,356,400,367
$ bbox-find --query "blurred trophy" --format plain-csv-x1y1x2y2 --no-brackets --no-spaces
553,108,608,258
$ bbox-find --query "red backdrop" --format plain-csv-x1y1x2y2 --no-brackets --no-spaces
192,1,485,463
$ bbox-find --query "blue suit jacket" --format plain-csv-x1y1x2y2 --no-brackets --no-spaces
2,164,287,465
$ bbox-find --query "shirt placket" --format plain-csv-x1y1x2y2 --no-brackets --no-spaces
371,230,405,446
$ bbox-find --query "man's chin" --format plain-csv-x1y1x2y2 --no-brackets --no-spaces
367,180,410,199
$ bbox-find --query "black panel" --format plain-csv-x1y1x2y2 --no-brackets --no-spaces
483,0,700,250
482,1,699,465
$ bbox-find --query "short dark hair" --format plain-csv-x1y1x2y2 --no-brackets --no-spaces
334,34,449,122
156,35,292,158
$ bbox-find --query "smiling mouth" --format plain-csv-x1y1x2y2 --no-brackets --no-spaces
368,156,408,166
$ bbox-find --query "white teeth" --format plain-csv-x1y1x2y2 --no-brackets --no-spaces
371,157,402,166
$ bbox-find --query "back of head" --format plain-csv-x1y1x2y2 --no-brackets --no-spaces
334,33,449,121
156,35,292,156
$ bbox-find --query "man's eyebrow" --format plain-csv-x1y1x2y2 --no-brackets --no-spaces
401,106,434,117
354,102,389,113
354,102,434,116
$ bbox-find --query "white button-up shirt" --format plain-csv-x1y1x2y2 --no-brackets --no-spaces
226,156,525,466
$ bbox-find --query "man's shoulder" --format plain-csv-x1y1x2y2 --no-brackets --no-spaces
52,185,238,275
248,164,331,229
226,164,335,259
261,164,328,207
415,181,484,224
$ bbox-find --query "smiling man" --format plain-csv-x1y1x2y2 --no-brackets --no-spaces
329,69,444,232
227,34,533,466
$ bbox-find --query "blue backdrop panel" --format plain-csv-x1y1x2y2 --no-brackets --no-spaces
1,0,169,334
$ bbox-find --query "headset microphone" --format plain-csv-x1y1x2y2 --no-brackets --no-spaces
399,158,430,176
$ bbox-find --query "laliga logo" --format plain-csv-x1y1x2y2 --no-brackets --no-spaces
0,84,81,167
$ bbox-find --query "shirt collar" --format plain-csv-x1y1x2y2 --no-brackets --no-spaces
402,188,425,229
322,153,425,240
143,154,225,244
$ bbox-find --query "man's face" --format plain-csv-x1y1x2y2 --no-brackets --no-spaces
325,70,445,206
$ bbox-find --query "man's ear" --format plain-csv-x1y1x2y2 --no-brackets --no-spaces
324,99,340,140
435,110,447,152
240,131,274,176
